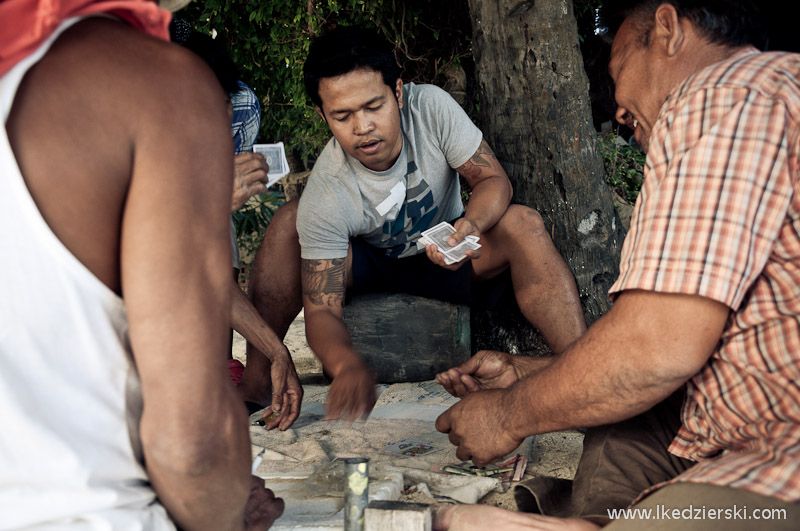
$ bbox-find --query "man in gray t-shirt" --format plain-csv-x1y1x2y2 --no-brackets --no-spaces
243,26,586,421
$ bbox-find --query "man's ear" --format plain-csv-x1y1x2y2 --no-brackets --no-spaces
315,106,327,123
394,79,403,109
653,3,684,57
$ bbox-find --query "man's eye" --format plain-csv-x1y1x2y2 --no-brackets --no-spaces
334,115,349,122
367,105,382,112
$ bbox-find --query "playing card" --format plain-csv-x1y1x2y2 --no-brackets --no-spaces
419,222,481,264
437,454,527,482
421,221,457,249
384,439,444,458
252,142,290,187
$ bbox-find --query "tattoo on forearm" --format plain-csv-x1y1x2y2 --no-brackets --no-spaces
302,258,346,307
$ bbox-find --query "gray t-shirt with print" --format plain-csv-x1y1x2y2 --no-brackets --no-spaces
297,82,483,260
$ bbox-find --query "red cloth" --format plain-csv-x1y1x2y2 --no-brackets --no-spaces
228,359,245,386
0,0,171,77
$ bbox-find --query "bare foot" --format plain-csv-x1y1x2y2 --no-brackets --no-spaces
432,504,600,531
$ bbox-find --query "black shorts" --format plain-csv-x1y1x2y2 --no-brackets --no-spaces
349,236,513,310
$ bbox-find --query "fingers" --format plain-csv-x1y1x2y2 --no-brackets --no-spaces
278,389,302,431
232,152,271,208
323,365,376,422
425,244,469,271
265,355,303,431
436,367,482,397
271,391,283,416
245,478,285,530
425,243,446,266
455,353,484,377
463,248,482,261
235,151,270,174
443,369,471,397
459,374,482,394
449,217,479,246
469,452,493,468
447,228,469,247
324,385,375,422
435,368,461,395
435,408,451,434
455,445,472,463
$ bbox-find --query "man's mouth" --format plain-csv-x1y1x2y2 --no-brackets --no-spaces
358,139,381,154
622,111,638,131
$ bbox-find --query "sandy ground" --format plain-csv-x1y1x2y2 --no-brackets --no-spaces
233,310,584,520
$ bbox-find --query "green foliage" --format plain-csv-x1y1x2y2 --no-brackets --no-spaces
233,189,284,284
176,0,620,274
598,130,645,205
180,0,472,276
182,0,471,167
231,188,283,238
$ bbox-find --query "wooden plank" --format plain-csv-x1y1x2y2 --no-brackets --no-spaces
343,293,470,383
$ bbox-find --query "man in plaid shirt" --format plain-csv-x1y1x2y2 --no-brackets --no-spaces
434,1,800,529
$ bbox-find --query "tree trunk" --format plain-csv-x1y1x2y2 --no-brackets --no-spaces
467,0,626,354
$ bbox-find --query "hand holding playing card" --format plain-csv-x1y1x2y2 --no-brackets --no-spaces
449,217,481,248
231,152,270,212
435,388,524,467
252,142,290,187
420,221,481,269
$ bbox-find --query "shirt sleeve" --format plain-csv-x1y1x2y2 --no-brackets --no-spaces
610,85,795,310
415,84,483,168
296,166,360,260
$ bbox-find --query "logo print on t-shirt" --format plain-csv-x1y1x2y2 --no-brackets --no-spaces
382,160,438,258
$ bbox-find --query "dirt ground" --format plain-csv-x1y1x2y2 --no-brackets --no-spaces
233,311,583,513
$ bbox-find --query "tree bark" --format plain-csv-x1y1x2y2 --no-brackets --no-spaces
467,0,626,353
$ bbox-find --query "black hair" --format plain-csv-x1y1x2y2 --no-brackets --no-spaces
600,0,766,50
303,25,401,108
171,21,241,95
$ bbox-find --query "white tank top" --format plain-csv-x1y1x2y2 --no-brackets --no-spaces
0,18,173,530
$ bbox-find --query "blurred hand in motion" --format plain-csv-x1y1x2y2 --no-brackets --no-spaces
324,359,376,422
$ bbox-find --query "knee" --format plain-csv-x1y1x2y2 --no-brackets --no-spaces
250,199,300,272
266,199,299,239
496,204,548,239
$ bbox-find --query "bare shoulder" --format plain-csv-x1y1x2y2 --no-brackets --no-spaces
6,17,232,292
50,18,226,129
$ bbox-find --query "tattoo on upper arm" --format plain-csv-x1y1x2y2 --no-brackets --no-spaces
301,258,346,307
455,140,499,180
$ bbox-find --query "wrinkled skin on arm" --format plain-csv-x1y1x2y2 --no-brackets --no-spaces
436,290,728,467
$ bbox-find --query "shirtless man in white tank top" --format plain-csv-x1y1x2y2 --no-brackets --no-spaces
2,11,282,530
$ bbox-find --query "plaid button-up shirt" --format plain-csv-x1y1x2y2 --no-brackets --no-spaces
231,80,260,155
610,48,800,502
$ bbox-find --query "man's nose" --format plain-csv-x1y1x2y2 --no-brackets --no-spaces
353,112,374,135
615,107,631,125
